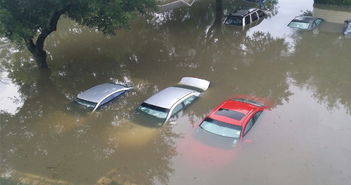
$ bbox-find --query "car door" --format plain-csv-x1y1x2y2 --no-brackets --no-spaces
310,21,317,30
251,12,258,22
99,91,125,106
168,95,197,120
244,15,250,26
257,10,265,18
243,111,263,137
183,95,198,107
170,103,184,118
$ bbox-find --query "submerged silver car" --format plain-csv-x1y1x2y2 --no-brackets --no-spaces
138,77,210,123
75,83,132,111
224,8,266,27
288,16,324,31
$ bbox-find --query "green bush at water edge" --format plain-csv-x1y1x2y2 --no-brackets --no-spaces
315,0,351,6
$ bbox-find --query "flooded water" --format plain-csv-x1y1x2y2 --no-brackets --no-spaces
1,0,351,184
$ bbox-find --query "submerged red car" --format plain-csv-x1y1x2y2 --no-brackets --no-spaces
177,97,268,170
196,97,267,147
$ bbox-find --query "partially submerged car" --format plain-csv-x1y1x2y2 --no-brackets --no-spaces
75,83,132,111
344,19,351,36
288,16,324,31
195,97,267,148
224,8,266,27
138,77,210,124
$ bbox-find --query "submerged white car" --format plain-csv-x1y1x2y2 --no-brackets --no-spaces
138,77,210,123
75,83,132,111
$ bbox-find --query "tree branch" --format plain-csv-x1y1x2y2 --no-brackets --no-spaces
25,39,36,53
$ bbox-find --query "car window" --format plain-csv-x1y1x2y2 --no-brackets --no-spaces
288,21,310,29
311,22,317,29
171,103,184,117
138,103,169,119
251,12,258,22
75,98,97,109
200,118,242,139
253,111,263,122
183,95,197,107
257,10,265,18
315,19,322,25
225,16,242,26
245,16,250,25
244,118,254,136
243,111,262,136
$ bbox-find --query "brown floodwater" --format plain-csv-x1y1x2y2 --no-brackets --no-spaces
1,0,351,184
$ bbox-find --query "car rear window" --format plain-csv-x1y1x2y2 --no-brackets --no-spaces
225,16,242,26
75,98,97,108
232,98,265,107
215,108,245,120
200,118,242,138
138,103,169,119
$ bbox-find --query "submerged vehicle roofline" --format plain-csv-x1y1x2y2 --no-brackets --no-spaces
92,86,133,112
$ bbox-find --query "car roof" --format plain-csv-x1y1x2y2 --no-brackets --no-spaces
229,8,259,17
292,16,319,23
208,99,261,126
77,83,128,103
144,87,199,109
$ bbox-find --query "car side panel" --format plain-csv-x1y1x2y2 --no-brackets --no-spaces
99,91,126,106
240,108,264,139
166,93,199,121
92,87,132,111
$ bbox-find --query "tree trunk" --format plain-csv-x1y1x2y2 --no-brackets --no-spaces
26,39,48,69
206,0,223,41
25,8,68,69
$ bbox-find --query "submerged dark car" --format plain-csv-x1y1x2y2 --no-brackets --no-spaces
288,16,324,31
75,83,132,112
224,8,266,27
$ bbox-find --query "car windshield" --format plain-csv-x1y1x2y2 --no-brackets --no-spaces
233,98,265,107
75,98,97,108
288,21,310,29
225,16,242,26
138,103,169,119
200,118,242,138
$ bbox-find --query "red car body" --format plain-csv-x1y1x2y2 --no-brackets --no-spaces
176,97,268,170
199,97,267,140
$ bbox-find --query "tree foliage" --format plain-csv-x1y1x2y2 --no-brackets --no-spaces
0,0,156,68
314,0,351,5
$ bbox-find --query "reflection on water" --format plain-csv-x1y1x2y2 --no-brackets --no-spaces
0,72,24,115
104,119,161,149
1,0,351,184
